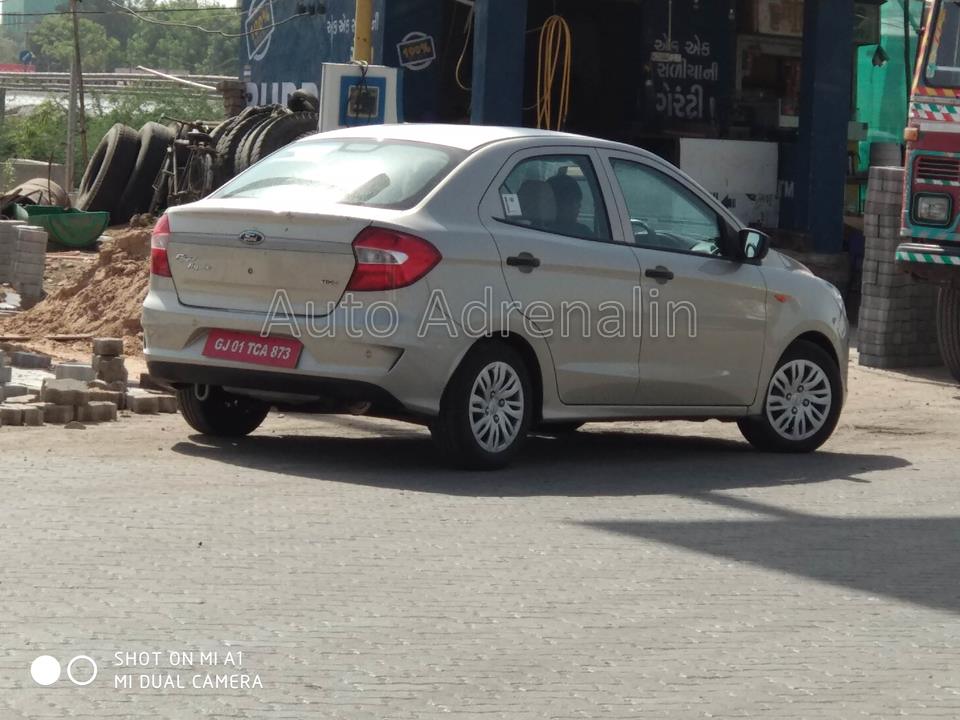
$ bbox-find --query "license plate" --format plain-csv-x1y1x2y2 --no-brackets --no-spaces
202,330,302,369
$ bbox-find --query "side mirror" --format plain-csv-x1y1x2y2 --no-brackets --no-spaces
739,228,770,262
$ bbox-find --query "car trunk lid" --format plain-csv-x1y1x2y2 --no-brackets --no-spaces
165,202,369,316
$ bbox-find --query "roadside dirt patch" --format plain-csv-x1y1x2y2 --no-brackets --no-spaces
0,226,151,358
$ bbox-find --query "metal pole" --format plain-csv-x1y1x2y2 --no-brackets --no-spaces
65,0,78,192
353,0,374,62
71,0,88,166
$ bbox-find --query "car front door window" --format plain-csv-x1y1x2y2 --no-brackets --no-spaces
610,159,724,257
498,155,612,242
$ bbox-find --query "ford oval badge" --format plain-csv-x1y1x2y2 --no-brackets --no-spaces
240,230,265,245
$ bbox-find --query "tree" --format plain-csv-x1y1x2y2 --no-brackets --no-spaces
122,0,239,75
0,31,20,65
31,15,121,73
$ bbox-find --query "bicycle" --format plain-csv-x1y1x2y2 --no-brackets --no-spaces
149,116,218,215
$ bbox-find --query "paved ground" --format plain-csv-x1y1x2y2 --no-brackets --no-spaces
1,352,959,719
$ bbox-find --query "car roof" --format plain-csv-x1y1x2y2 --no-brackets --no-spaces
302,123,647,155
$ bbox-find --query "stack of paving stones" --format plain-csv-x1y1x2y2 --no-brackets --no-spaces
92,337,129,387
0,219,26,286
0,339,178,428
12,225,47,308
859,166,942,368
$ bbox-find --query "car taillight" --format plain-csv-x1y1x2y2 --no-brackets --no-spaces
150,214,172,278
346,227,441,291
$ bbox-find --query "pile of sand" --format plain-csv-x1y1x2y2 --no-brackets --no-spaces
0,226,152,355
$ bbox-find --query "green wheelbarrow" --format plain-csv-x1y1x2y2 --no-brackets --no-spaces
12,205,110,249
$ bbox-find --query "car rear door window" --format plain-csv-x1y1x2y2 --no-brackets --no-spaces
609,159,723,257
498,155,612,241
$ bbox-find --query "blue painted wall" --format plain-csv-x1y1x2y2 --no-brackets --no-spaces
239,0,386,107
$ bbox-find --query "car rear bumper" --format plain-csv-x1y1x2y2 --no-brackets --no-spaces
142,282,465,416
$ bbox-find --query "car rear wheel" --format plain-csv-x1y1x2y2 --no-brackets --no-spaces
176,384,269,437
738,340,842,453
431,342,532,470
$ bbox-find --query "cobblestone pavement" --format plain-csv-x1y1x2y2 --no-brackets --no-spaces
1,355,959,719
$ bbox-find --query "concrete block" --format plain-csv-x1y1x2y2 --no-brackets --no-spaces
93,355,128,384
0,366,11,384
92,337,124,357
76,401,118,423
125,392,159,414
40,378,91,406
107,380,128,392
21,406,43,426
2,384,30,399
55,363,96,382
42,404,74,424
11,351,51,369
0,405,23,426
154,394,178,413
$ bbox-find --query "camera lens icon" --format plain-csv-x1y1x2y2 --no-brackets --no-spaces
30,655,98,686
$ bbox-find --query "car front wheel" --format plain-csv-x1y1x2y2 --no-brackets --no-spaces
738,340,842,453
177,384,269,437
431,342,532,470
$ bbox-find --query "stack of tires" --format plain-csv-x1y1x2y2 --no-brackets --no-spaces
77,93,319,226
209,103,319,190
76,122,176,225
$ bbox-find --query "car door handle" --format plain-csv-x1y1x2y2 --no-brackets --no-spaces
645,266,674,282
506,253,541,272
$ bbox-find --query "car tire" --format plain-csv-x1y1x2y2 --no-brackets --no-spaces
937,286,960,383
430,341,533,470
176,385,269,438
738,340,842,453
113,122,175,223
76,123,140,216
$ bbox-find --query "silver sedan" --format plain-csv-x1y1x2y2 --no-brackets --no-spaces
143,124,849,469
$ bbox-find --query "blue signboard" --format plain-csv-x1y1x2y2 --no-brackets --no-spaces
239,0,386,107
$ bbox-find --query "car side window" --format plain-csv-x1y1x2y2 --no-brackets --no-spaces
610,158,724,257
498,155,612,242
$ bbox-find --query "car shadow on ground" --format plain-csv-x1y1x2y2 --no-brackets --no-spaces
580,493,960,614
170,416,910,497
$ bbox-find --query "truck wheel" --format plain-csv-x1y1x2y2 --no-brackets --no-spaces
176,385,269,437
738,340,842,453
937,286,960,383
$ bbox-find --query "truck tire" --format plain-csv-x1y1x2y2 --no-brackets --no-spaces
937,286,960,383
113,122,175,224
250,111,319,165
76,123,139,217
212,106,276,187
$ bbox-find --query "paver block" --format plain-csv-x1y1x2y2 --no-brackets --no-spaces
40,378,91,406
10,351,51,369
76,401,118,423
155,394,178,413
0,405,23,426
21,406,43,426
2,383,30,399
42,404,74,424
93,355,128,384
125,392,160,414
92,337,124,357
55,363,96,382
0,366,11,383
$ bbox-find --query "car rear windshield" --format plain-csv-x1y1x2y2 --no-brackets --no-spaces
214,138,467,209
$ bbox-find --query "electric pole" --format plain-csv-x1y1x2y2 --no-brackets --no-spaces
66,0,78,192
71,0,88,166
353,0,373,62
